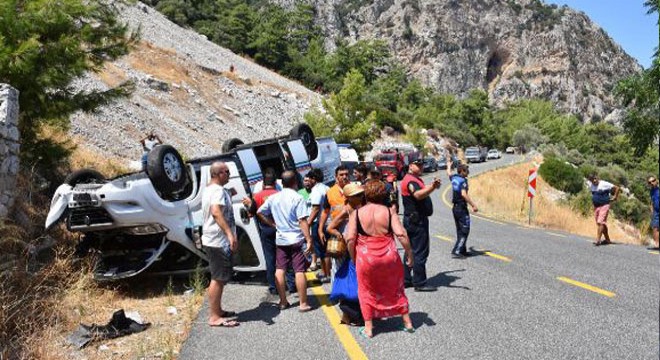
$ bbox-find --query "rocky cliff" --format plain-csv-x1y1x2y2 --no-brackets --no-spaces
69,2,320,164
273,0,641,122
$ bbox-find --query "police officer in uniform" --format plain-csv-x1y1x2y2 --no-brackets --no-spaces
401,158,441,292
446,157,478,258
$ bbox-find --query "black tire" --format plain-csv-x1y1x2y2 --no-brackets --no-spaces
222,138,244,153
64,169,105,186
147,145,188,196
289,123,318,159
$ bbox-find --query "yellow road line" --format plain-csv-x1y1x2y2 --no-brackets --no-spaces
547,232,566,238
435,235,511,262
473,215,505,225
441,186,453,208
441,186,504,225
483,252,512,262
649,251,659,255
305,273,368,360
434,234,454,243
556,276,616,298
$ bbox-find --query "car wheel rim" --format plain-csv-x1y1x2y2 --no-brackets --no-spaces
163,153,182,182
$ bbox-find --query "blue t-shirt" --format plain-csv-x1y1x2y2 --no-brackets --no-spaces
651,187,659,213
450,174,468,205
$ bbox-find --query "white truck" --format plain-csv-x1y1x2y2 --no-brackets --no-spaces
45,124,340,281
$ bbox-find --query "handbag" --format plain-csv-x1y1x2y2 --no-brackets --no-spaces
326,236,347,258
330,260,359,302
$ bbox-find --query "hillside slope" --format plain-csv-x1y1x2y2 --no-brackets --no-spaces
273,0,641,122
70,2,321,163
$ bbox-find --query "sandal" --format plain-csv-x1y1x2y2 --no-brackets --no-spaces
358,327,373,339
399,325,415,333
277,302,291,310
209,319,240,327
298,305,312,313
308,264,318,272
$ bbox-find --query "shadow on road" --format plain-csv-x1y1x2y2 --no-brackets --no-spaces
426,269,470,290
372,311,436,336
236,301,282,325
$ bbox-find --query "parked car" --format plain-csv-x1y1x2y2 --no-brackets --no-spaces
465,146,488,163
487,149,501,160
45,123,340,281
437,154,460,170
423,156,438,172
505,146,516,154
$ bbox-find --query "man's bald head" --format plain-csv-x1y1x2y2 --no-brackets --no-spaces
210,162,230,185
281,170,298,189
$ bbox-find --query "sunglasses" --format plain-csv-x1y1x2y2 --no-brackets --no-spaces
648,179,657,185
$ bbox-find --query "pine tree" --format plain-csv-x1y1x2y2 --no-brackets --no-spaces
0,0,137,178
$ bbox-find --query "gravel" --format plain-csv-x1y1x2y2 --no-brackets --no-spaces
69,1,321,165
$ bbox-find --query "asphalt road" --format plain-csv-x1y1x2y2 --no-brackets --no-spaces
179,154,659,360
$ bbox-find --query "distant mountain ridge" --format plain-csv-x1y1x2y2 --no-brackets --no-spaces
271,0,641,123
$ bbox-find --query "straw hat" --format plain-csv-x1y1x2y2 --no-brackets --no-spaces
343,183,364,197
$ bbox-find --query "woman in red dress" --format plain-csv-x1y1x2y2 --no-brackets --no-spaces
345,180,415,338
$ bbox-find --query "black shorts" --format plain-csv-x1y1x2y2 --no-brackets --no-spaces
204,246,233,283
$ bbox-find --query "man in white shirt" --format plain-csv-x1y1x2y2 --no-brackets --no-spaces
587,173,620,246
202,162,239,327
257,170,314,312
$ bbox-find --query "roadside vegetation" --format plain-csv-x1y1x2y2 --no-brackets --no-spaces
469,161,637,244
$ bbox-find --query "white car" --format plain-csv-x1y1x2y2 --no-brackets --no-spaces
487,149,501,159
46,124,340,281
505,146,516,154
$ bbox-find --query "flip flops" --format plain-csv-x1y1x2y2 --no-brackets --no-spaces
358,327,373,339
399,325,415,333
277,302,291,310
209,319,240,327
298,305,313,313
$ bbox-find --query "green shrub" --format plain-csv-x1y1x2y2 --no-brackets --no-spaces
598,163,629,187
611,197,650,225
579,163,598,179
568,188,593,216
539,157,584,194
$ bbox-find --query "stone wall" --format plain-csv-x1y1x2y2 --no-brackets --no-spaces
0,84,20,219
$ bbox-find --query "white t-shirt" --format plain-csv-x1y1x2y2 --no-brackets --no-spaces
143,138,159,152
201,183,235,250
589,180,614,206
309,182,329,223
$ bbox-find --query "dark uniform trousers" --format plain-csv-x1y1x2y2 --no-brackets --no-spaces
403,215,430,286
452,204,471,255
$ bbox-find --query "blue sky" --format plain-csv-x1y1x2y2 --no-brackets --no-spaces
545,0,658,68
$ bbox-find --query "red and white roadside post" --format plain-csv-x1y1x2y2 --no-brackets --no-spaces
528,168,538,224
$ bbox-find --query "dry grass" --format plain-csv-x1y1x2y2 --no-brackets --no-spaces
469,160,638,244
36,125,129,178
25,271,205,360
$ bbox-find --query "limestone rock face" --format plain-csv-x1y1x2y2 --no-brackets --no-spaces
274,0,641,122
